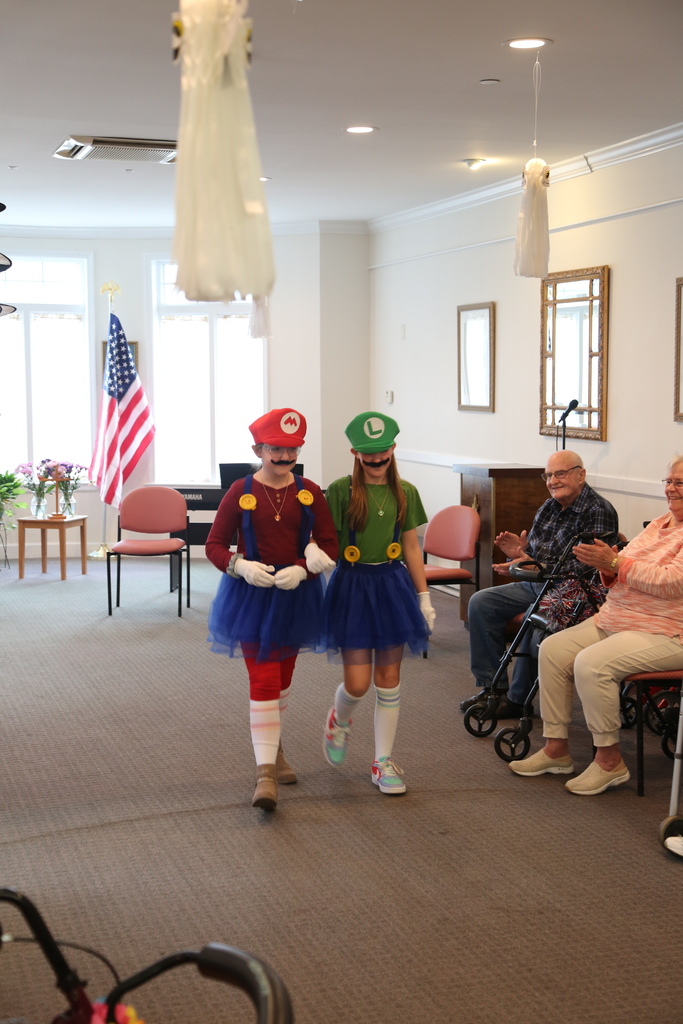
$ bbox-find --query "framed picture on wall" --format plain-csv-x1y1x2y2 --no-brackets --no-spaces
457,302,495,412
675,278,683,421
102,340,139,373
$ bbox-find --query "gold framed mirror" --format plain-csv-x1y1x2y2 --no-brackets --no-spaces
457,302,495,412
540,266,609,441
674,278,683,421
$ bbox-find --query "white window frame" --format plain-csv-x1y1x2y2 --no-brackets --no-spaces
0,250,96,466
146,254,268,484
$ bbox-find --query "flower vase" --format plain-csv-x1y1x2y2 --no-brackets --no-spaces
31,498,48,518
59,494,76,518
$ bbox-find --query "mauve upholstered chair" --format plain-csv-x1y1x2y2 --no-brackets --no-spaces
106,486,189,617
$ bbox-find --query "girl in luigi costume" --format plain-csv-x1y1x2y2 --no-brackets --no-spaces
206,408,338,811
322,412,435,794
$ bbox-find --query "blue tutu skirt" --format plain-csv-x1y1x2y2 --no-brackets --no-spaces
208,572,326,662
322,561,429,658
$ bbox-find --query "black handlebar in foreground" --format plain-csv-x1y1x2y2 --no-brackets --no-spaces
105,943,294,1024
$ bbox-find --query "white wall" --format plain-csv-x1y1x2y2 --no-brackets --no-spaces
369,143,683,540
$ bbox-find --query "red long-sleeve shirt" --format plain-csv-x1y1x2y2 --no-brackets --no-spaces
205,477,338,575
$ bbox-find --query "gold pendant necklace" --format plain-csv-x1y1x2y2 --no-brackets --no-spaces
262,480,290,521
368,486,389,517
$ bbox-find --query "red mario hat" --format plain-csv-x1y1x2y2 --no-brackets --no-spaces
249,408,307,447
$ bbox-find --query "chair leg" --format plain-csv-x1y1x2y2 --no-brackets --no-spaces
177,550,182,617
116,554,121,607
106,552,113,615
637,681,645,796
186,544,191,608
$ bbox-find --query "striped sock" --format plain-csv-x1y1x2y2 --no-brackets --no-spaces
279,685,291,722
249,698,280,765
374,683,401,761
334,683,362,725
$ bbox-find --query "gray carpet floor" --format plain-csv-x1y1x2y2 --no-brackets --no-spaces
1,556,682,1023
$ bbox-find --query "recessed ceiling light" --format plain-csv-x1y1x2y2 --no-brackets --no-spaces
463,159,487,170
346,126,377,134
505,37,552,49
260,176,271,181
479,79,500,85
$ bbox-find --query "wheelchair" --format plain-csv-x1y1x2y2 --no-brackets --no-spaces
0,886,293,1024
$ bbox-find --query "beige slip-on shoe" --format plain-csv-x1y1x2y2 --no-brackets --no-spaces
509,748,575,776
565,759,630,795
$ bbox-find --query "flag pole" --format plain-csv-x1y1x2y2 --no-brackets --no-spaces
88,282,120,559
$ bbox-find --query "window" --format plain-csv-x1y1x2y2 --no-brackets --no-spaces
0,256,92,471
151,260,266,483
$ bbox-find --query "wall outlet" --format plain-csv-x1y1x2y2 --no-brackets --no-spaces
385,389,394,404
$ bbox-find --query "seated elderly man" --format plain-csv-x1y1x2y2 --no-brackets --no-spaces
460,450,619,718
509,460,683,795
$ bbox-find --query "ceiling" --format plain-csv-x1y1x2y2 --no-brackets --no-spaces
2,0,683,230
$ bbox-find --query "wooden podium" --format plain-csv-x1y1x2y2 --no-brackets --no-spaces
452,464,548,621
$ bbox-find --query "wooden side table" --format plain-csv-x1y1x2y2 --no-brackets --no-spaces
17,516,88,580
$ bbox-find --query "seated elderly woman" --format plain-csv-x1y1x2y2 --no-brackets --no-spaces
509,461,683,796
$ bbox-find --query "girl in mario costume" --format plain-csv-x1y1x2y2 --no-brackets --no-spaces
206,408,338,811
322,412,435,794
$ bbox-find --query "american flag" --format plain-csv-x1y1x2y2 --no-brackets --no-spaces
89,313,155,508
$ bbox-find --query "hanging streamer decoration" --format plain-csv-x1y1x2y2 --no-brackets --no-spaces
513,54,550,279
172,0,274,337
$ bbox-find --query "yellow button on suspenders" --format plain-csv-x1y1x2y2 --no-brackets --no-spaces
297,489,314,506
344,545,361,563
386,542,402,560
238,493,257,511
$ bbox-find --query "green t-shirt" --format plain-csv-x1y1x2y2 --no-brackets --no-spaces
325,476,427,563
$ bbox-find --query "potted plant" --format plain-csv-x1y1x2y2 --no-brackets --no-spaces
0,471,27,529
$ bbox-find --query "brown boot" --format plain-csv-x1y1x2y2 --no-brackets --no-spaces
252,764,278,810
276,741,297,785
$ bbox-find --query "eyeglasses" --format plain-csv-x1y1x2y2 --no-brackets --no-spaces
541,466,581,482
260,444,301,456
663,478,683,489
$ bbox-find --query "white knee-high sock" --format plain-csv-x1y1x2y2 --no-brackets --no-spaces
249,699,280,765
279,685,291,722
334,682,362,725
374,684,401,761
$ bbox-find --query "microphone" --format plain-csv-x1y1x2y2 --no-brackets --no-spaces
558,399,579,424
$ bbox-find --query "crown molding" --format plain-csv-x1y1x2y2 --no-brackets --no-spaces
370,121,683,233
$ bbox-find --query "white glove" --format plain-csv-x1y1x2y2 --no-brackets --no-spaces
418,591,436,631
274,565,308,590
234,558,276,587
304,542,336,574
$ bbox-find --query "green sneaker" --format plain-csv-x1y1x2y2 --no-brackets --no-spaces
323,707,351,766
371,756,406,794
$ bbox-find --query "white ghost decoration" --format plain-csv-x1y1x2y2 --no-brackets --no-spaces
173,0,274,330
513,157,550,279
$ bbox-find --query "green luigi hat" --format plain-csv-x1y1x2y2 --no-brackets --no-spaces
345,411,400,453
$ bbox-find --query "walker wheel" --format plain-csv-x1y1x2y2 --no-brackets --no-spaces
662,731,678,759
494,727,531,762
658,815,683,850
463,703,497,738
620,696,637,730
646,690,680,735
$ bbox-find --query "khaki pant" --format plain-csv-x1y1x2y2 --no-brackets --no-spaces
538,617,683,746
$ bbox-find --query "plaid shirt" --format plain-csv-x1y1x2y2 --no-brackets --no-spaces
525,483,619,578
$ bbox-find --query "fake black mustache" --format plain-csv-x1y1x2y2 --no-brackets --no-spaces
362,457,391,468
272,459,296,466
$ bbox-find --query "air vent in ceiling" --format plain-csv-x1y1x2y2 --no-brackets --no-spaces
53,136,177,164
